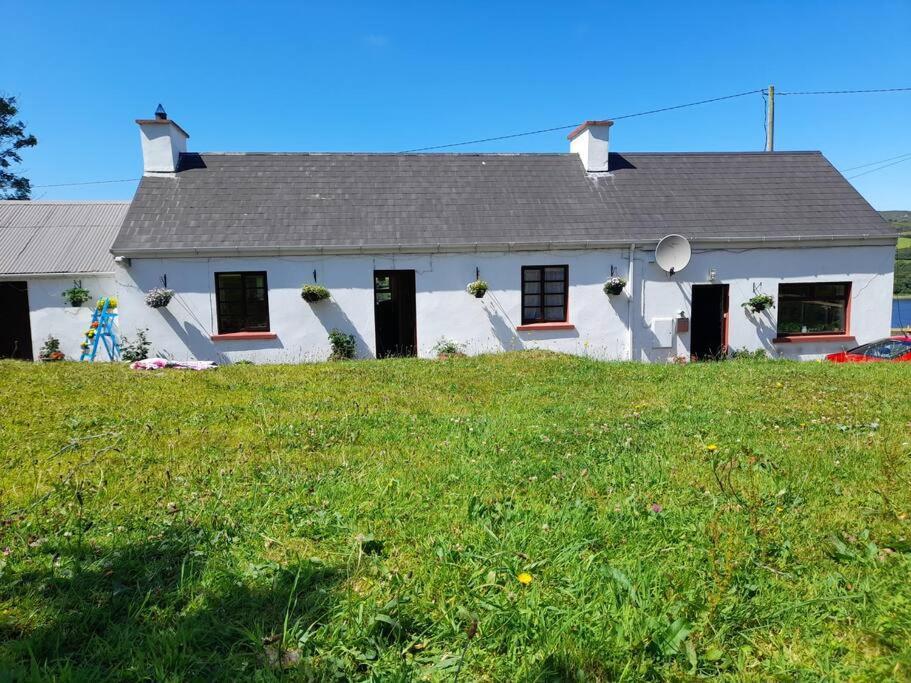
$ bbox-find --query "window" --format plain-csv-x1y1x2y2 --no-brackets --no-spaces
522,265,568,324
215,271,270,334
776,282,850,336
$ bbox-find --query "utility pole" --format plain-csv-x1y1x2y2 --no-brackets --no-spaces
765,84,775,152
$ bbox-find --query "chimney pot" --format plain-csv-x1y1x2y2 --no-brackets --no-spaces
154,104,167,120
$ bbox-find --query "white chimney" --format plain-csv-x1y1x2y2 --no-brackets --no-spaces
136,104,189,175
568,120,613,172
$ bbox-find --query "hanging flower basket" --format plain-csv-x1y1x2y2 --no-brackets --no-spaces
742,293,775,313
301,284,331,303
62,281,91,307
603,276,627,296
467,280,488,298
145,287,175,308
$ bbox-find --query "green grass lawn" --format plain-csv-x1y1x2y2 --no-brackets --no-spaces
1,354,910,680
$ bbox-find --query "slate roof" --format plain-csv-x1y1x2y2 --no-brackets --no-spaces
112,151,894,255
0,201,128,275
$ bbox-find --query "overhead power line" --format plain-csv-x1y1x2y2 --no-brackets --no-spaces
777,86,911,96
401,88,764,152
28,85,911,186
840,152,911,173
846,155,911,180
32,177,139,188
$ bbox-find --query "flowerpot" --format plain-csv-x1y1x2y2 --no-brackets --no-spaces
69,301,81,308
473,290,486,299
605,286,624,296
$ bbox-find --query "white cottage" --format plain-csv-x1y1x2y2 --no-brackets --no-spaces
0,201,127,360
105,109,896,363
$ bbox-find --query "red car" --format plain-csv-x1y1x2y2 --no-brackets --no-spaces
825,336,911,363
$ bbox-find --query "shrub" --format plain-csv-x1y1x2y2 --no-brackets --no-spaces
121,329,151,362
433,338,465,358
39,336,64,362
603,276,627,296
742,293,775,313
729,347,769,360
145,287,175,308
466,280,488,298
62,281,91,307
328,329,356,360
301,285,331,302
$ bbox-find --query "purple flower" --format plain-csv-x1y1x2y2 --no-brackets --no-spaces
650,503,663,514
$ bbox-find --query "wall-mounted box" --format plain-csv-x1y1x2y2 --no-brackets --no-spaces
650,318,674,348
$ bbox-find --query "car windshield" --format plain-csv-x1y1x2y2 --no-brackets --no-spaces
849,339,911,359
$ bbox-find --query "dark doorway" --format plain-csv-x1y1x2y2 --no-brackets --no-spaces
374,270,417,358
0,281,34,360
691,284,729,360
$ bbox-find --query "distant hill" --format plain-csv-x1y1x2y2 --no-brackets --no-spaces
882,210,911,229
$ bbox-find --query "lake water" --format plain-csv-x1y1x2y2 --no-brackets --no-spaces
894,298,911,329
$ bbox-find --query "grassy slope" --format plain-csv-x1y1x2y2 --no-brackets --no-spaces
1,355,910,680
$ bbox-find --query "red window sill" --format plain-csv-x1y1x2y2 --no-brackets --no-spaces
210,332,278,341
516,322,576,331
772,334,855,344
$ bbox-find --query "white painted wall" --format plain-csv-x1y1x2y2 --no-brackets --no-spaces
632,243,895,362
109,243,894,365
113,250,631,364
23,275,118,360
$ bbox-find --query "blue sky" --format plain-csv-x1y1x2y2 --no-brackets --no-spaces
6,1,910,208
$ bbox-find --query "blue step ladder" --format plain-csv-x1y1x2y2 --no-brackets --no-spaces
80,297,121,362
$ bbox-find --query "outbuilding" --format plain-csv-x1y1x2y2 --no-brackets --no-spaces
0,201,127,360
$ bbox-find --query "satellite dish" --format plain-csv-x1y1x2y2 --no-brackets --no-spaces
655,234,691,275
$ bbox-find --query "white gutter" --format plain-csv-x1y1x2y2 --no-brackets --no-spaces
110,234,898,259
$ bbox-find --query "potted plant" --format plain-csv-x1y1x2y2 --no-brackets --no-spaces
39,336,65,362
62,281,91,307
301,284,331,303
145,287,175,308
742,293,775,313
467,280,488,298
603,276,627,296
96,296,118,311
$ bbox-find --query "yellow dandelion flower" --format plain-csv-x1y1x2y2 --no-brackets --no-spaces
705,444,718,452
517,572,533,586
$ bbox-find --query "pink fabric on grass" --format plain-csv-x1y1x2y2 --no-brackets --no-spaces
130,357,217,371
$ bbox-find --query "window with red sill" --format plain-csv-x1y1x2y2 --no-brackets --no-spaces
521,265,568,325
776,282,850,337
214,271,270,334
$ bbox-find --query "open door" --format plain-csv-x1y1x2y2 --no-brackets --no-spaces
374,270,417,357
690,284,729,360
0,281,34,360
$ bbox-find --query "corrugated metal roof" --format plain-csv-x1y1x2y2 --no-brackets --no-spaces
0,201,128,275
